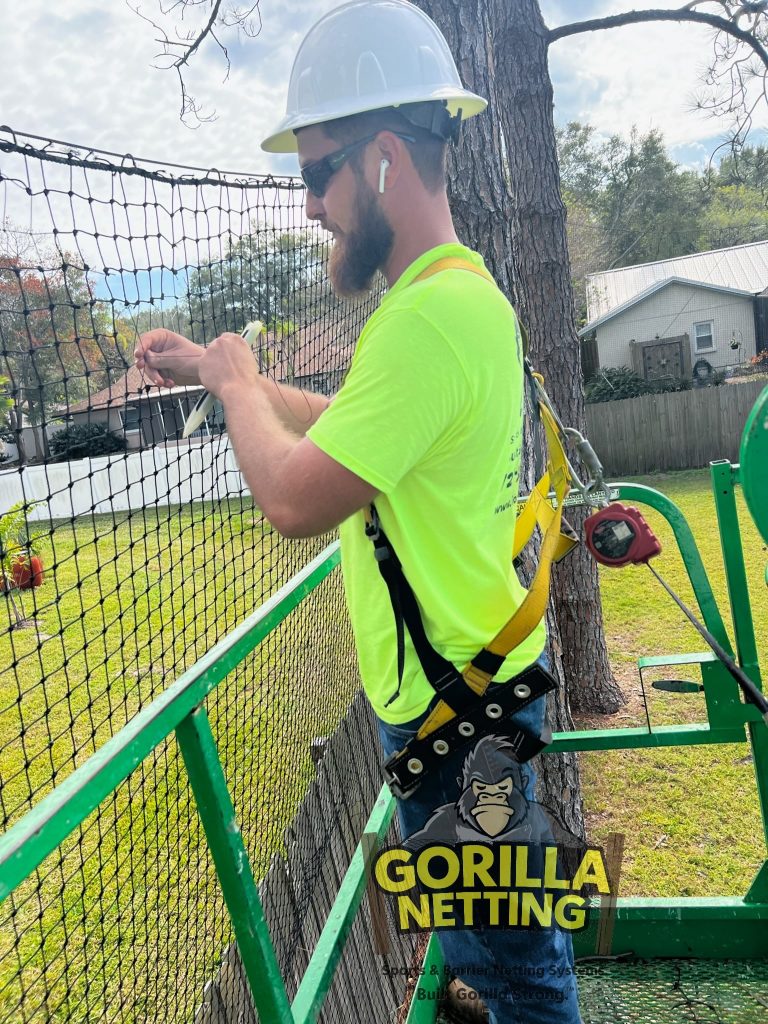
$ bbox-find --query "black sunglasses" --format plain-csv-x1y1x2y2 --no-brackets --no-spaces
300,131,416,198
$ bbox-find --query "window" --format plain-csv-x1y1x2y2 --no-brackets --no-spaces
206,399,226,435
120,405,141,431
177,396,226,439
694,321,715,353
153,401,167,436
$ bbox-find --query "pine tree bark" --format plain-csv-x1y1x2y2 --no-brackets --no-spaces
491,0,624,714
414,0,586,837
417,0,517,293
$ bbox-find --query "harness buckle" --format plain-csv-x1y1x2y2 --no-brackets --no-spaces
364,521,380,541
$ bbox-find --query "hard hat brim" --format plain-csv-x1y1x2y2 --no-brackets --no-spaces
261,89,488,153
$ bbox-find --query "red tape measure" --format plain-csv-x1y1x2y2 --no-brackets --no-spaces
585,503,662,567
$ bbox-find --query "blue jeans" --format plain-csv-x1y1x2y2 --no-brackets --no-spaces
377,667,582,1024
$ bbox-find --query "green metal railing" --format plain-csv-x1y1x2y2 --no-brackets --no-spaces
1,457,766,1023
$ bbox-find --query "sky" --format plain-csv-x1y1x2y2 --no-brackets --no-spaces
1,0,764,307
0,0,762,179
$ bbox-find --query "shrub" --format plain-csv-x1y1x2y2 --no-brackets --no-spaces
585,367,651,403
586,366,723,404
647,374,692,395
0,500,41,562
48,422,127,462
750,349,768,366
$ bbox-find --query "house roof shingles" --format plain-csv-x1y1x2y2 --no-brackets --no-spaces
66,364,161,414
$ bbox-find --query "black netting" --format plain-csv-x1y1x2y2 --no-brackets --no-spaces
0,126,394,1023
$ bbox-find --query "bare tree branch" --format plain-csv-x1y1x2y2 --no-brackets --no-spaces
128,0,262,126
550,3,768,162
549,7,768,69
174,0,224,67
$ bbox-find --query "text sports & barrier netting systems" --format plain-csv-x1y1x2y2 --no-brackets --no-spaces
0,126,407,1024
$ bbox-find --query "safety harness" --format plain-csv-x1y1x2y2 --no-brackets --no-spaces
367,257,578,798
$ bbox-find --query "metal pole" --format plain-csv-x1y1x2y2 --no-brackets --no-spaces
709,460,768,893
176,706,293,1024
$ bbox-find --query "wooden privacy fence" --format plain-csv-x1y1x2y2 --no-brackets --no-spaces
585,379,767,475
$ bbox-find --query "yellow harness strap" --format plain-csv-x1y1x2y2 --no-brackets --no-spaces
407,257,577,739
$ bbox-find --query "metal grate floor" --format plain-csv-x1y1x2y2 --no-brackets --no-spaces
436,959,768,1024
575,958,768,1024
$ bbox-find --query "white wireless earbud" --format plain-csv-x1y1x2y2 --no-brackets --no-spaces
379,158,390,194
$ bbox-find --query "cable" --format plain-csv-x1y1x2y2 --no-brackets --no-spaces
646,562,768,723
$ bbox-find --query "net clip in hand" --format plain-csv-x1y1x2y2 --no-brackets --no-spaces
182,321,265,438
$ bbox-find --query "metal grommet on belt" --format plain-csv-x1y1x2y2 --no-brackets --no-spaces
432,739,450,755
514,683,531,699
458,721,475,737
407,758,424,775
485,703,503,719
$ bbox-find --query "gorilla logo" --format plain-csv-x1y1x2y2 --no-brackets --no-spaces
405,735,582,853
458,737,531,838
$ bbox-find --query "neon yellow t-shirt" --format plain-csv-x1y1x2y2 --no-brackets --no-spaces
307,242,546,724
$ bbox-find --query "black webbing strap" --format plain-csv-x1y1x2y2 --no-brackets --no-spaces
383,662,557,799
365,506,480,710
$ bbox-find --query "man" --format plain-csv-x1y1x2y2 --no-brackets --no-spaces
135,1,582,1019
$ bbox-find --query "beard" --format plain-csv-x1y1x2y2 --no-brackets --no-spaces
328,177,394,298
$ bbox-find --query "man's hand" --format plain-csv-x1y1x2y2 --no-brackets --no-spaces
135,329,204,388
198,332,261,399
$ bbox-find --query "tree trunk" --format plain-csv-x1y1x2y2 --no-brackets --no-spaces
414,0,586,837
9,401,27,467
419,0,518,293
492,0,624,714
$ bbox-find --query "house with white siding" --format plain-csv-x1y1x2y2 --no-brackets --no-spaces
579,240,768,383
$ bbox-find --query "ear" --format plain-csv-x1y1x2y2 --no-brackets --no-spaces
370,130,406,193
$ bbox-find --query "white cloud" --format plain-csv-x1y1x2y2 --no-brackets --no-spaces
1,0,766,180
0,0,338,176
543,0,768,151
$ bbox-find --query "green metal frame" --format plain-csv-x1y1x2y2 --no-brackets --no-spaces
1,451,767,1023
545,466,768,956
740,384,768,546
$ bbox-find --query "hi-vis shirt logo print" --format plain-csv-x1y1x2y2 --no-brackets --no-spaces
494,425,522,515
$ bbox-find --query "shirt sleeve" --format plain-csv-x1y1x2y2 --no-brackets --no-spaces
307,307,471,492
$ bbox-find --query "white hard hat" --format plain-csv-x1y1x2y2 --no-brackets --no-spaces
261,0,487,153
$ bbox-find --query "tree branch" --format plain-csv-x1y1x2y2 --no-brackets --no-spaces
549,7,768,70
172,0,224,69
128,0,262,126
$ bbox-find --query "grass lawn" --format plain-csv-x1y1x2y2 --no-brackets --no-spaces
0,500,357,1024
0,466,765,1022
575,467,767,899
